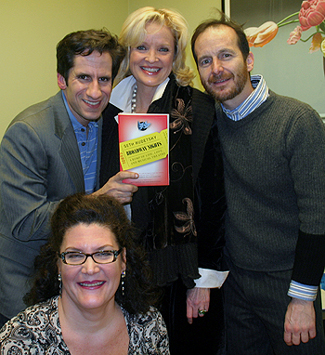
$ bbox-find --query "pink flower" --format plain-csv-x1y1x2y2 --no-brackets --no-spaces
299,0,325,31
287,26,302,44
245,21,278,47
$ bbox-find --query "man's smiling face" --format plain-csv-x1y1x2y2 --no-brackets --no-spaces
195,25,254,110
57,51,112,126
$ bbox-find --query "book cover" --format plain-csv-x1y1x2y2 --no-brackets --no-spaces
118,113,169,186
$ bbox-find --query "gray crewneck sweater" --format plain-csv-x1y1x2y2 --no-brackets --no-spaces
216,90,325,284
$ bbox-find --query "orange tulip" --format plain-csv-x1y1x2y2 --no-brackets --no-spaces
309,32,324,52
245,21,278,47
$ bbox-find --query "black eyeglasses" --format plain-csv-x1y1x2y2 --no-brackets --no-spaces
59,249,122,265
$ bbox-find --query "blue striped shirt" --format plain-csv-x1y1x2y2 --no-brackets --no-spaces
221,74,269,121
220,76,317,301
288,281,318,301
62,92,98,194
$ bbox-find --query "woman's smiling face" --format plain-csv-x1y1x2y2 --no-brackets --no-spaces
129,21,175,91
58,223,126,312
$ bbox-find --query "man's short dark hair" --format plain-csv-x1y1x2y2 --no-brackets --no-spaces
56,29,126,84
191,10,250,65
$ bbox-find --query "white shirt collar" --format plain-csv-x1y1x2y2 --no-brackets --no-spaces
221,74,269,121
110,75,170,121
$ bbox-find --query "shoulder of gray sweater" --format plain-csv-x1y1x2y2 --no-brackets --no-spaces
268,90,321,119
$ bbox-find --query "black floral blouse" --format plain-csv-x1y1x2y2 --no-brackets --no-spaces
0,296,170,354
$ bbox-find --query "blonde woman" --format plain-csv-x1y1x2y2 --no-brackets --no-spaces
100,7,226,354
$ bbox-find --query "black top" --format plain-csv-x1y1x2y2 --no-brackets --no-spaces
100,75,225,287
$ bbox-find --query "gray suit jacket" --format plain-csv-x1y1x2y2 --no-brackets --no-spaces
0,91,102,318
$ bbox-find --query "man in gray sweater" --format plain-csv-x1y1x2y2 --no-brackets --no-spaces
191,11,325,355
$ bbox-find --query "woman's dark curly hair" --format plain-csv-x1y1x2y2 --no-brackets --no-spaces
24,193,159,314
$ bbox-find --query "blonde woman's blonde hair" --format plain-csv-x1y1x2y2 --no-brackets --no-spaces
116,7,194,86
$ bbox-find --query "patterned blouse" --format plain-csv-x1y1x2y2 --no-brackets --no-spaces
0,296,170,354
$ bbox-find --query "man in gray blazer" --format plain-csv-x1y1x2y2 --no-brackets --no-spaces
0,29,138,326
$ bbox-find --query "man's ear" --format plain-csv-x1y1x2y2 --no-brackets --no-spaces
57,73,67,90
246,52,254,73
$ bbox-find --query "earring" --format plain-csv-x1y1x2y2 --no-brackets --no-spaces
58,273,62,297
121,270,126,297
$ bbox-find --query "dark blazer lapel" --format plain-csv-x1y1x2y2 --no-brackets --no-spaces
52,92,85,193
95,117,103,190
191,89,215,182
99,103,121,187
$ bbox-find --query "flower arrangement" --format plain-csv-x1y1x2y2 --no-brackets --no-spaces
245,0,325,55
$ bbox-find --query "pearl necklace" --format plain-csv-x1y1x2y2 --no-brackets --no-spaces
131,85,137,113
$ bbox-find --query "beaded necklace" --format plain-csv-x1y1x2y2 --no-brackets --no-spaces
131,85,137,113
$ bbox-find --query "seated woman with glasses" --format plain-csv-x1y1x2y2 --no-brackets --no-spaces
0,193,169,354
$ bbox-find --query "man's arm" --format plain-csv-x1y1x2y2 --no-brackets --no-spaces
0,121,66,241
284,232,325,345
0,112,140,243
284,298,316,346
93,171,138,204
283,106,325,345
